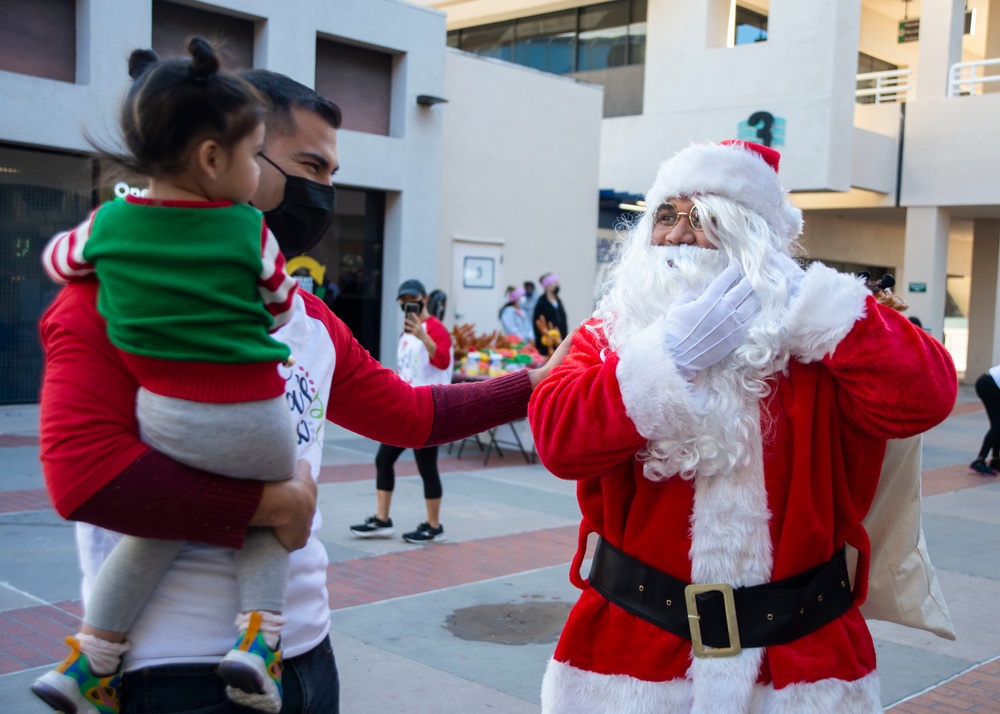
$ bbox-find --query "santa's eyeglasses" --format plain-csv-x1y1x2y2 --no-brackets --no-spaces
652,202,710,232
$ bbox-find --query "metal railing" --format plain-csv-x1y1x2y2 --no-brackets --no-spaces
949,57,1000,96
856,68,912,104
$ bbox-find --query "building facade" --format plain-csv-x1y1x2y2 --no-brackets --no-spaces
0,0,602,403
424,0,1000,381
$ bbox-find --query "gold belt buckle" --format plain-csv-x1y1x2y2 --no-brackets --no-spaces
684,582,742,658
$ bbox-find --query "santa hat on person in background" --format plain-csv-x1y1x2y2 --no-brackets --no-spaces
643,139,803,248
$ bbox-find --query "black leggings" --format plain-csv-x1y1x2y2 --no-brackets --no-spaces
375,443,443,499
975,372,1000,461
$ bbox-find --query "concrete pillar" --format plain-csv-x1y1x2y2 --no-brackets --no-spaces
256,12,316,85
984,0,1000,93
643,0,730,106
902,207,951,342
914,0,965,99
966,220,1000,381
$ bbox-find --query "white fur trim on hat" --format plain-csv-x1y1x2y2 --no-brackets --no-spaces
782,262,870,363
645,143,803,245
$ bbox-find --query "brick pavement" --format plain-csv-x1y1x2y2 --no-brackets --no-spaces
0,522,578,676
3,396,1000,711
888,657,1000,713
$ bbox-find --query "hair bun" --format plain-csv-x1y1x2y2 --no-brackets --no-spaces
187,37,220,84
128,49,160,80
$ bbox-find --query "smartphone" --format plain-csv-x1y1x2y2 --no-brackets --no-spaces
404,302,421,315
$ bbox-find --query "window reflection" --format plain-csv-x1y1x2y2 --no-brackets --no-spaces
733,6,768,45
578,1,628,71
449,0,647,75
515,11,576,74
0,146,95,403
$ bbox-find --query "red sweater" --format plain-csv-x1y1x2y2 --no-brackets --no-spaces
529,295,956,707
39,279,532,548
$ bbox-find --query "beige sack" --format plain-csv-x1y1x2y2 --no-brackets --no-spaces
848,434,956,640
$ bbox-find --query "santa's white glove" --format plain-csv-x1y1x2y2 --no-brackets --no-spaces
663,260,761,381
769,252,805,299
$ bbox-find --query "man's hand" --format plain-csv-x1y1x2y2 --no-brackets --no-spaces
663,261,760,381
529,329,576,388
250,460,316,552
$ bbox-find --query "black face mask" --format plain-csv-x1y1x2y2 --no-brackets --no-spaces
259,154,336,257
552,286,560,296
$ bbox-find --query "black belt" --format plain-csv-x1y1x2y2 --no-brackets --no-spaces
588,538,853,658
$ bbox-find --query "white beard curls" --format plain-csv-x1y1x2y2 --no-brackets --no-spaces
597,240,791,482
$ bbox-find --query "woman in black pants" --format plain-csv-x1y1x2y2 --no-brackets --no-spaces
970,366,1000,475
350,280,454,543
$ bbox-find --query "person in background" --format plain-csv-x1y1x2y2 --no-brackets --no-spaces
500,285,534,344
350,279,454,544
532,272,569,349
38,67,564,714
969,364,1000,475
427,288,447,321
521,280,539,316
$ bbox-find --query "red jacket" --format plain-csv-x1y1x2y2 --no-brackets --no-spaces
529,265,956,713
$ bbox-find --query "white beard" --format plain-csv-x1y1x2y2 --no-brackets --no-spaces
597,240,792,481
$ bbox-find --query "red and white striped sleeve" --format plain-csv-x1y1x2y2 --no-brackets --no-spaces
41,209,100,284
257,223,298,332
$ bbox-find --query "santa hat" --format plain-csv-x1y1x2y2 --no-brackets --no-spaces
644,140,803,244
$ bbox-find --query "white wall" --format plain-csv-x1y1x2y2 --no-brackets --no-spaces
599,0,861,197
901,94,1000,206
438,50,603,337
800,211,907,275
0,0,448,364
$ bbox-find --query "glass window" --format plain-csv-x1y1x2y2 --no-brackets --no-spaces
628,0,648,66
305,189,385,357
578,1,629,71
0,0,75,82
515,11,576,74
316,39,394,136
152,0,254,69
0,145,96,403
460,22,515,62
733,6,768,46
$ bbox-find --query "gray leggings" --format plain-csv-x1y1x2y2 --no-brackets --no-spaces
84,389,297,634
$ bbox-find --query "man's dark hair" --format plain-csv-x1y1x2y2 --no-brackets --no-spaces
239,69,343,136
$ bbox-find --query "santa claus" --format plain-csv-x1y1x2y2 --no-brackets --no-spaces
528,140,956,713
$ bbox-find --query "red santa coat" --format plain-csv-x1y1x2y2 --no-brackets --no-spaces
529,265,956,714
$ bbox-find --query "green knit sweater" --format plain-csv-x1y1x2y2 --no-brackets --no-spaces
84,199,291,364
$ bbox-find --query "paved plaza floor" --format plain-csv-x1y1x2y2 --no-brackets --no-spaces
1,383,999,712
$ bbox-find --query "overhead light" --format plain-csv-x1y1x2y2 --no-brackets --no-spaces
416,94,449,107
0,166,20,174
618,199,646,212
